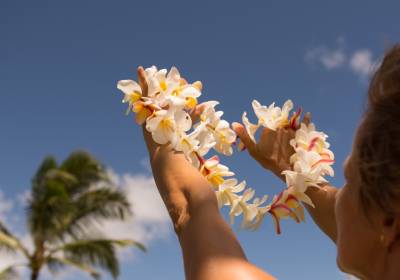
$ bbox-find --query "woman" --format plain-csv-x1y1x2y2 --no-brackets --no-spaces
137,45,400,280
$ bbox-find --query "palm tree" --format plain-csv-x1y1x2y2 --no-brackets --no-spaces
0,151,145,280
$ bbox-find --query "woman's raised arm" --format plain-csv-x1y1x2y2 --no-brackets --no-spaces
138,67,275,280
232,117,338,242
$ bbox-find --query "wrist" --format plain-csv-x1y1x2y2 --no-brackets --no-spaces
264,162,286,182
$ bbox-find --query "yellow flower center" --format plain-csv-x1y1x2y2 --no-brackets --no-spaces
185,97,198,109
160,81,167,91
181,138,192,150
133,102,144,113
130,91,142,103
209,175,225,186
160,118,174,132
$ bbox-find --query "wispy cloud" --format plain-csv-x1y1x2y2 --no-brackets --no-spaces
305,38,346,70
0,191,28,278
305,37,380,80
102,169,171,246
349,49,378,78
0,191,13,222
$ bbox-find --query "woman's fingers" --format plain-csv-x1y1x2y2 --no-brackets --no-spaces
137,66,148,97
259,126,276,146
302,112,312,125
232,122,257,155
189,103,207,123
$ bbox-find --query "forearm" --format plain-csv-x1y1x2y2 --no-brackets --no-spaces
273,168,338,242
304,184,338,242
149,143,216,233
144,129,274,279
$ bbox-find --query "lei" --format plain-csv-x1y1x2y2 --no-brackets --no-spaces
117,66,335,234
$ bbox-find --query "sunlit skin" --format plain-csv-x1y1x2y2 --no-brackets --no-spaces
137,66,400,279
333,125,400,279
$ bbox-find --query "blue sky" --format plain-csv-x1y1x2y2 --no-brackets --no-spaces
1,0,399,279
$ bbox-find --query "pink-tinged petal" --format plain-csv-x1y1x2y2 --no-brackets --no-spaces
289,107,302,129
293,204,305,222
270,211,282,235
308,137,321,151
311,158,335,168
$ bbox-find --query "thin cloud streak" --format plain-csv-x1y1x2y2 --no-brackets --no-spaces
305,38,380,80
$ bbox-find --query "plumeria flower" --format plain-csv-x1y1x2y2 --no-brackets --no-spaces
199,101,224,124
211,120,237,156
145,109,177,144
117,80,142,114
239,99,296,151
286,187,314,209
290,123,329,151
145,66,201,110
172,131,199,157
229,188,256,225
192,123,216,157
145,67,172,97
197,101,236,155
240,194,269,229
200,156,235,186
282,169,321,195
215,178,246,208
171,128,205,167
166,82,202,110
241,111,259,143
293,149,334,177
132,99,157,125
185,81,203,110
252,99,293,130
284,190,306,222
267,190,304,234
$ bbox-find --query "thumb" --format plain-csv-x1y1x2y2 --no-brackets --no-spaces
232,122,256,153
302,112,312,126
137,66,149,97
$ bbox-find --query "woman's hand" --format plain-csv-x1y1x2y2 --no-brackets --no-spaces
232,113,311,181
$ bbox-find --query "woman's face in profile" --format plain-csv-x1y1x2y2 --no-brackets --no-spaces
335,128,384,279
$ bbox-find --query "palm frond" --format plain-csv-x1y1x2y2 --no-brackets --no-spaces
111,239,146,252
0,221,29,257
0,265,19,280
58,188,131,239
59,151,109,195
0,231,19,253
55,239,121,278
48,238,144,279
28,179,75,242
46,257,100,279
31,156,58,189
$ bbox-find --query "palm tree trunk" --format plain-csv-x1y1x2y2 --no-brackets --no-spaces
31,269,39,280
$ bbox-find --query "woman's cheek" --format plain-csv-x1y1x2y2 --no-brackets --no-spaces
335,186,354,273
